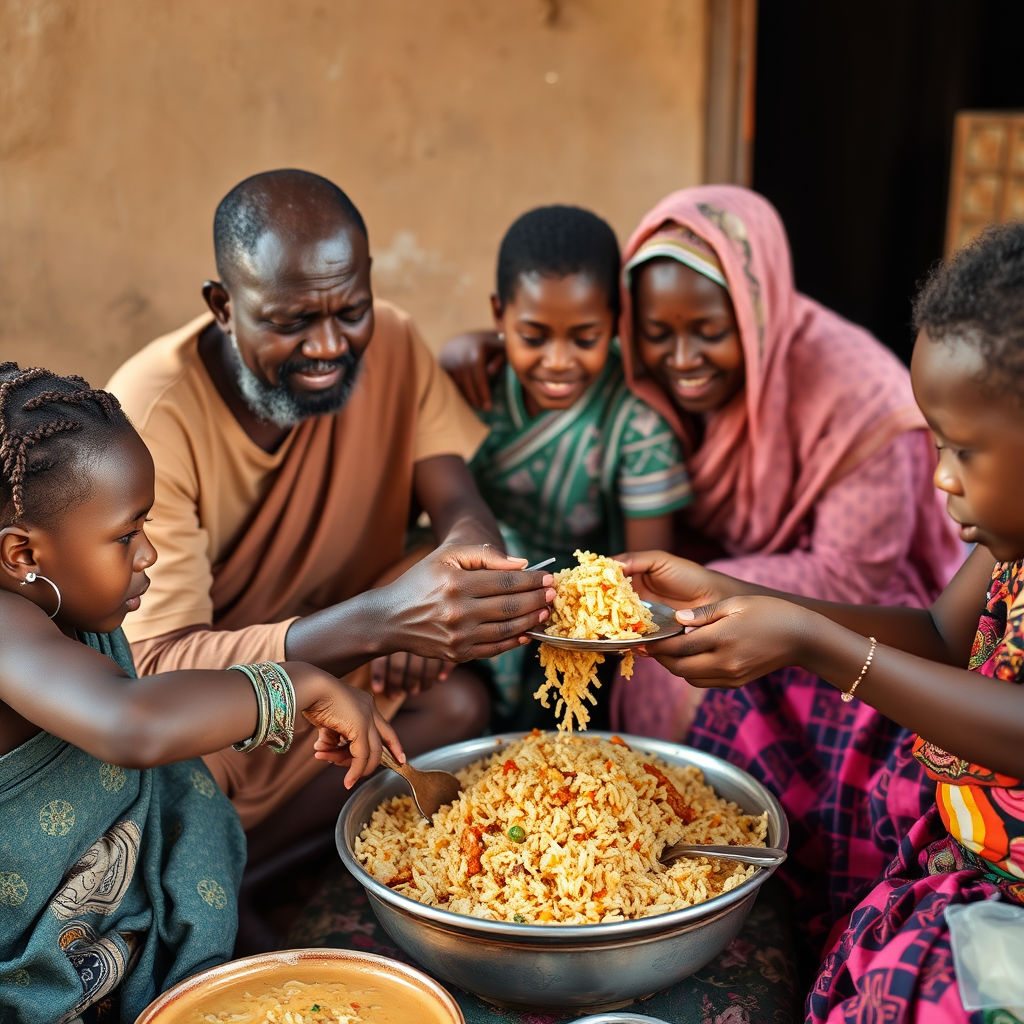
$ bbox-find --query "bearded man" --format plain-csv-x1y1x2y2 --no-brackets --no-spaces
107,170,552,866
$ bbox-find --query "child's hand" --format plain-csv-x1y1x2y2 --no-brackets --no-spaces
370,652,454,697
439,331,505,410
286,664,405,788
615,550,749,610
644,595,818,688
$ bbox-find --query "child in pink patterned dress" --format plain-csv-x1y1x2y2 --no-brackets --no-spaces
619,222,1024,1023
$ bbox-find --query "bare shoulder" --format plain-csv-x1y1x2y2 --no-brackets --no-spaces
0,593,127,694
0,590,57,631
0,592,74,660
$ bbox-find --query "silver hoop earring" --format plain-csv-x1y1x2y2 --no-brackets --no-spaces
22,572,61,619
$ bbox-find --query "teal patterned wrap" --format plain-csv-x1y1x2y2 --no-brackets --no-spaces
0,628,246,1023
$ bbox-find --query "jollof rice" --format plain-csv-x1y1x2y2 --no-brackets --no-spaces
355,732,767,924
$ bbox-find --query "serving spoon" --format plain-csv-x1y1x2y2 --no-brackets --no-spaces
380,749,462,820
659,843,787,868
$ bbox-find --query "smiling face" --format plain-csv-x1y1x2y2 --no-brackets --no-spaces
911,328,1024,561
208,221,374,427
0,431,158,635
633,257,745,417
495,272,615,417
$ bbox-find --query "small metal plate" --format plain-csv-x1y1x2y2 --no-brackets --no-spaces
524,601,682,651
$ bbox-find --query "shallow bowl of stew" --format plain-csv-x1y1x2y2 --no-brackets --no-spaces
133,948,464,1024
336,732,788,1013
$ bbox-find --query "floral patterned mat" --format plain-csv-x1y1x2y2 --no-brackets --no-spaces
286,864,800,1024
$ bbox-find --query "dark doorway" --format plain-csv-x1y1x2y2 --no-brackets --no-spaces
752,0,1024,363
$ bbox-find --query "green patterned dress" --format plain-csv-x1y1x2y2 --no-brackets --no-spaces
0,629,246,1024
470,345,692,720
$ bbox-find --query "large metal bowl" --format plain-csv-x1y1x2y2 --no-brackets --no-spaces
337,732,788,1013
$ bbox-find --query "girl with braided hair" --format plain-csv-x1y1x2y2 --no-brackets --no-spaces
0,365,403,1022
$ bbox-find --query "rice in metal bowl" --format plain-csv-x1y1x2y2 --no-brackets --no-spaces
354,731,767,925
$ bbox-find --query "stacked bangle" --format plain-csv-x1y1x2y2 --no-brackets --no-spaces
230,662,297,753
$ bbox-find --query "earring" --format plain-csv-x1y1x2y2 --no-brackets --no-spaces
497,332,505,342
22,572,61,619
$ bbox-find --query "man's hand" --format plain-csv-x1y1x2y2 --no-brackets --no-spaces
370,652,455,697
378,544,555,663
439,330,506,411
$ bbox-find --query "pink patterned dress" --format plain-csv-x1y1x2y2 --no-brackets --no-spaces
809,560,1024,1024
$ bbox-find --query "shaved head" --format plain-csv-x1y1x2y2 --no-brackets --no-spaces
202,170,375,432
213,169,367,286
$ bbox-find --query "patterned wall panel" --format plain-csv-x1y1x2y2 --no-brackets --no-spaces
946,111,1024,254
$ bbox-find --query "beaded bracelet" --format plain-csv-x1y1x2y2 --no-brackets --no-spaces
230,662,296,753
841,636,877,703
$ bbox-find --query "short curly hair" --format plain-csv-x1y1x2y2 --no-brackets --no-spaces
913,222,1024,398
496,205,621,317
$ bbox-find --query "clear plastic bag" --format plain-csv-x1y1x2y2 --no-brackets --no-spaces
945,900,1024,1016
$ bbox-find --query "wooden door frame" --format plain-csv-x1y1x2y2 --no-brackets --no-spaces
704,0,758,186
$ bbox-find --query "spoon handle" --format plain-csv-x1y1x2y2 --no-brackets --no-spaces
524,556,557,571
380,748,407,774
661,843,787,868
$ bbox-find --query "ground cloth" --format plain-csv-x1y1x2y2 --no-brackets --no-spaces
286,861,799,1024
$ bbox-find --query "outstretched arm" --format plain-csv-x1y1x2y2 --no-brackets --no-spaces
623,548,1024,778
285,544,554,676
619,543,993,669
0,595,402,784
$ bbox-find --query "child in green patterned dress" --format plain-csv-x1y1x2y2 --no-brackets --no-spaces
441,206,692,725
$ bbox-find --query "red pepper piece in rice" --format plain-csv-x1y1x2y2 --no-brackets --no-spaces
461,825,485,876
386,867,413,888
643,764,697,823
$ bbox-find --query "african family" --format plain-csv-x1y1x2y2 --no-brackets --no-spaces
1,168,1022,1023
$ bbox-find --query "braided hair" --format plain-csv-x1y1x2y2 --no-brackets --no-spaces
496,205,621,317
0,363,133,528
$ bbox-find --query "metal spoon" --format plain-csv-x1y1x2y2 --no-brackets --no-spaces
659,843,787,868
380,748,462,820
524,556,556,571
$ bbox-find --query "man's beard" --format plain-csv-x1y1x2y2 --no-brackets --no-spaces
228,337,363,428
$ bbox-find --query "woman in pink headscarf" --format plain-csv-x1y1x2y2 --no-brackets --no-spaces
612,185,964,951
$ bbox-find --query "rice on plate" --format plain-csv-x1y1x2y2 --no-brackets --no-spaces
536,550,656,731
355,731,768,925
